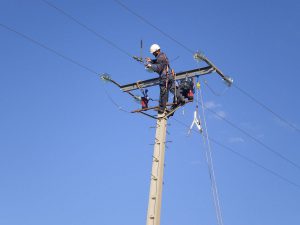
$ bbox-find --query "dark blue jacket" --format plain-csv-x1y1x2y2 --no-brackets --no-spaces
149,52,171,81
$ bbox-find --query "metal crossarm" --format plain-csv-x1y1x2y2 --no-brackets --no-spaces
120,65,214,92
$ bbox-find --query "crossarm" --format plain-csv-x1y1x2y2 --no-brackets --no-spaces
120,65,214,92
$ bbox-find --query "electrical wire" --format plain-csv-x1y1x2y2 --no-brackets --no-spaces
43,0,133,59
0,22,98,75
101,82,131,113
172,118,300,190
233,84,300,133
114,0,194,54
205,106,300,171
0,22,133,115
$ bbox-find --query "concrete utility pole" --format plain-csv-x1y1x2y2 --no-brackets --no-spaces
101,54,232,225
146,115,167,225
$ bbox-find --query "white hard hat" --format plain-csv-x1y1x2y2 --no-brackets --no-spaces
150,44,160,53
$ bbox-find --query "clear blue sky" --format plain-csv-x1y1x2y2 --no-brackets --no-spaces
1,1,300,225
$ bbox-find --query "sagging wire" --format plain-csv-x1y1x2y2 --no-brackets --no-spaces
198,80,224,225
0,22,99,76
100,77,131,114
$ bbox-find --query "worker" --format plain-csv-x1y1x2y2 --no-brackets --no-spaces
145,44,185,114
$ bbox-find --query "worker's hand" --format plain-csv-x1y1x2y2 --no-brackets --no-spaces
145,57,151,62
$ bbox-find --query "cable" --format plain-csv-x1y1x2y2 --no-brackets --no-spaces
43,0,133,58
205,106,300,171
0,22,98,75
233,84,300,133
172,118,300,190
101,82,131,113
114,0,194,54
0,22,133,115
209,137,300,189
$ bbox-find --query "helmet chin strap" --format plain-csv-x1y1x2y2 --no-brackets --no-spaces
153,50,159,57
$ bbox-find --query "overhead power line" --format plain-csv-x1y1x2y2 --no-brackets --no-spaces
173,118,300,190
205,106,300,171
233,84,300,133
114,0,194,54
114,0,300,136
43,0,133,58
0,22,98,75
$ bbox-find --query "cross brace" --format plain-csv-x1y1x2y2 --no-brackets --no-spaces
120,65,214,92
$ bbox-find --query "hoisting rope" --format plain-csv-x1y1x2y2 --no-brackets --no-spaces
198,80,224,225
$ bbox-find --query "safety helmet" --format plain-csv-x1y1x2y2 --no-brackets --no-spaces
150,44,160,53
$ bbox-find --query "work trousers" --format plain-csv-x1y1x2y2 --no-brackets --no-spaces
159,79,185,113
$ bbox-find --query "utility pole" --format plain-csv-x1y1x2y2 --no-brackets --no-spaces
146,115,167,225
101,53,232,225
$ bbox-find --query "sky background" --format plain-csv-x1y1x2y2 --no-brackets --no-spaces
1,0,300,225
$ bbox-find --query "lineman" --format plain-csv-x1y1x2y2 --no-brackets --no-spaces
145,44,185,114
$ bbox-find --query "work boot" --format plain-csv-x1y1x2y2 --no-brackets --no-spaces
158,107,164,114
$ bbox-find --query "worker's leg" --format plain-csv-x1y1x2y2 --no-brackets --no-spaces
159,83,169,114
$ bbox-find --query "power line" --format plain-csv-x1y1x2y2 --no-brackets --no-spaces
172,118,300,190
0,21,135,114
114,0,194,54
209,136,300,189
233,84,300,133
114,0,300,136
43,0,133,59
205,106,300,171
0,22,98,75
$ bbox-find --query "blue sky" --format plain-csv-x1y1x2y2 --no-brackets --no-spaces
1,0,300,225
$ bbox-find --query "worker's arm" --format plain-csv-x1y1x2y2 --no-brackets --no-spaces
146,57,157,64
148,54,166,74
